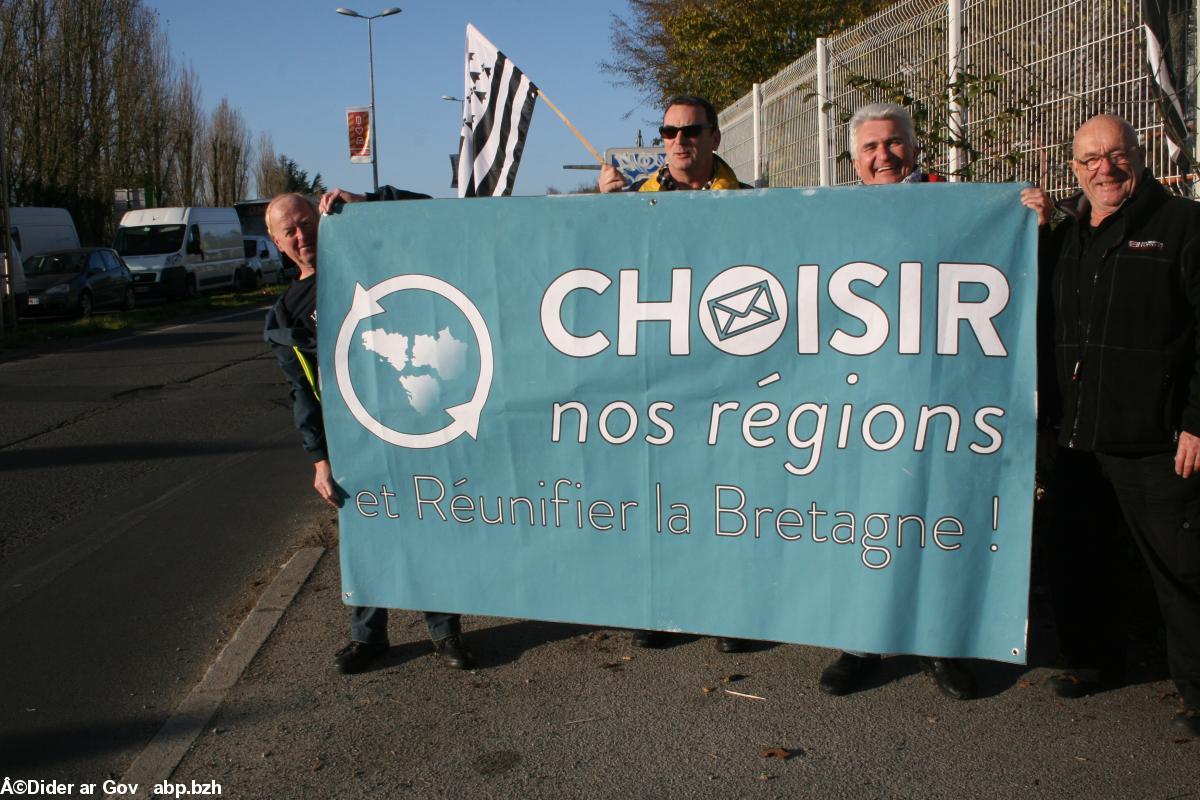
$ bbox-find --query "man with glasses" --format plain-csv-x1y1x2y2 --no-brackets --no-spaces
1038,113,1200,737
598,94,747,192
597,95,749,655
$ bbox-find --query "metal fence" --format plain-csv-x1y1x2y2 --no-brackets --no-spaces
718,0,1196,196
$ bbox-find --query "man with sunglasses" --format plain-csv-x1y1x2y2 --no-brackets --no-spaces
599,95,747,192
815,102,976,703
598,95,748,655
1036,113,1200,737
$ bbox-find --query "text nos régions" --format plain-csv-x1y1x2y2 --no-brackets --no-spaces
541,261,1015,476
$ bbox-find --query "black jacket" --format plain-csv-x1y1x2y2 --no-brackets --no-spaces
264,277,326,462
263,186,431,463
1045,172,1200,453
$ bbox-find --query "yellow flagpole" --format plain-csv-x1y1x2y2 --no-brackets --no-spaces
536,89,605,166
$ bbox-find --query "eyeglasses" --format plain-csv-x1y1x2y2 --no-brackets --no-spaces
659,123,712,140
1073,150,1134,171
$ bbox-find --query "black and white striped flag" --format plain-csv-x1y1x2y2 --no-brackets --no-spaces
456,24,538,197
1142,0,1195,186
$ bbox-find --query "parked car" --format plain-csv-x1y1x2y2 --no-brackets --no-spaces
238,235,283,289
5,207,80,307
19,248,135,317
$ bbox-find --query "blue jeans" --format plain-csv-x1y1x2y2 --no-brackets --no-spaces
350,607,461,644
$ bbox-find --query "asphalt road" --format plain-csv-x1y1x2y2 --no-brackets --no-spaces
0,307,322,786
167,551,1199,800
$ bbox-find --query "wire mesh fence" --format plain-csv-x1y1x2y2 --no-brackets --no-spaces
717,0,1196,196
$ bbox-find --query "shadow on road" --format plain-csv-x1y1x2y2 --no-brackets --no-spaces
0,713,172,771
0,440,286,471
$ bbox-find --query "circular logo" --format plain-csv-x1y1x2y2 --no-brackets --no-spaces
698,265,788,355
335,276,493,448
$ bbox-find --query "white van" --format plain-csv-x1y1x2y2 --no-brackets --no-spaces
4,208,80,302
113,207,244,299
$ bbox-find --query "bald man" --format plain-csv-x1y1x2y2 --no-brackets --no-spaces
1039,114,1200,737
263,190,475,674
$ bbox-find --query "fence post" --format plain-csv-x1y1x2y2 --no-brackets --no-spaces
947,0,963,180
816,37,831,186
752,82,763,186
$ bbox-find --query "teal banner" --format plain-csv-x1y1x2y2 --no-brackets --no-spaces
319,184,1037,663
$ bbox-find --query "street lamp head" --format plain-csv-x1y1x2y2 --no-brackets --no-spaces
336,8,361,17
441,95,461,102
379,7,402,16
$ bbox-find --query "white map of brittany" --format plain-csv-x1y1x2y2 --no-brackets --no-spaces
361,327,468,415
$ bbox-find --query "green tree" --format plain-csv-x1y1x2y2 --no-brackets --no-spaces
279,156,325,195
603,0,889,111
253,133,326,198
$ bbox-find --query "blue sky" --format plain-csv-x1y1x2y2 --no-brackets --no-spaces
150,0,657,198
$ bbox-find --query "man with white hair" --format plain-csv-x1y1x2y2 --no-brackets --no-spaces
848,101,935,185
816,102,976,701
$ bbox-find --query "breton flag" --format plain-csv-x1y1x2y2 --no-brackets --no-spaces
1142,0,1195,188
456,24,538,197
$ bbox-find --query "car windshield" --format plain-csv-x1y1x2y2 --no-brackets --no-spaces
113,224,186,256
24,253,86,275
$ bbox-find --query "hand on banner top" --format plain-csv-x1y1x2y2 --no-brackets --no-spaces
599,164,629,193
320,188,366,215
1019,187,1054,227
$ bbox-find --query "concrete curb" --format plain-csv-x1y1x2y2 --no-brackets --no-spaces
106,546,324,800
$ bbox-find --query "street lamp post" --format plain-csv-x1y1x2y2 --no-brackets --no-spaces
336,6,401,193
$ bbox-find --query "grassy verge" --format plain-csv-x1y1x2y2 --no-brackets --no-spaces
0,284,285,352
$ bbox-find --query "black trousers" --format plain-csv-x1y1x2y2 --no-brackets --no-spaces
1051,447,1200,708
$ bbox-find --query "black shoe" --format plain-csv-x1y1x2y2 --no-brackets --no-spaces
819,652,882,695
335,640,388,675
433,634,475,670
715,637,750,653
630,629,667,649
920,657,975,701
1172,709,1200,738
1046,667,1121,699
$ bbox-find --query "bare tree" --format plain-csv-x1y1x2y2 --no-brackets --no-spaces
253,131,287,198
0,0,262,237
117,9,176,207
0,0,259,239
206,97,249,206
172,64,206,206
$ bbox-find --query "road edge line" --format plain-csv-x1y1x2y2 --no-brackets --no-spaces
108,546,325,800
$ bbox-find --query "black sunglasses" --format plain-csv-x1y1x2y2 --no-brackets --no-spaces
659,123,712,140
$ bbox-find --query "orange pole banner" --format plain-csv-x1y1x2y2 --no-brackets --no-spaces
347,106,372,164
